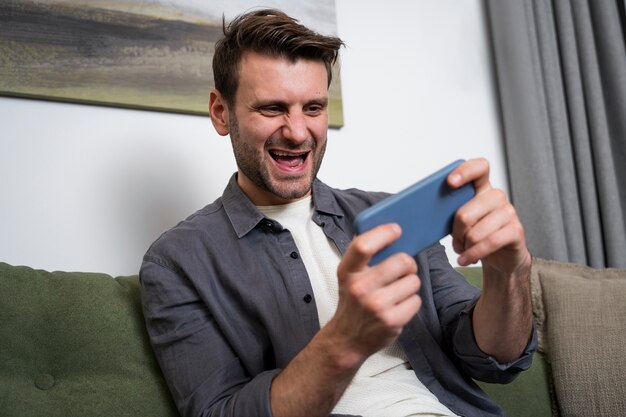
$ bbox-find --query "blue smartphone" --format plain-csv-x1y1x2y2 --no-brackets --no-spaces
353,160,475,265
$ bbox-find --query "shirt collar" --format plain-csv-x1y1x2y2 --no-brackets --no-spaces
221,174,266,238
311,178,344,217
221,174,344,238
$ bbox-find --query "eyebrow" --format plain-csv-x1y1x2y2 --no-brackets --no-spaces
251,98,328,109
308,98,329,107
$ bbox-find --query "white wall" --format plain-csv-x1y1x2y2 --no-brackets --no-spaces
0,0,505,276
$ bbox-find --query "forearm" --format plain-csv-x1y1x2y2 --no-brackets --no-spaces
270,323,364,417
472,254,533,363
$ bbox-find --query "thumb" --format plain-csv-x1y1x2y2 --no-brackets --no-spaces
338,223,402,277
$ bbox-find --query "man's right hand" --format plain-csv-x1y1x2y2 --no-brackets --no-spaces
270,223,421,417
327,223,422,368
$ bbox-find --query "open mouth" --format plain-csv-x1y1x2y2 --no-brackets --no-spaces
269,150,310,170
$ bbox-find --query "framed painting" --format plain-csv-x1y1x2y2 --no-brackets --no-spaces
0,0,343,127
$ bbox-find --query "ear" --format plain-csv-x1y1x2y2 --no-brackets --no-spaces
209,89,231,136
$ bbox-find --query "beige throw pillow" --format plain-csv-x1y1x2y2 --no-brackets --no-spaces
530,258,626,417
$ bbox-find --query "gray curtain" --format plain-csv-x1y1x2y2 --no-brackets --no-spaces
485,0,626,268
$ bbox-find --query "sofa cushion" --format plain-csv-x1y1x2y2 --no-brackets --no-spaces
0,262,178,417
531,258,626,416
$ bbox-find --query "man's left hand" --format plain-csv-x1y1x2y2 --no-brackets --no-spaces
448,158,533,362
448,158,531,276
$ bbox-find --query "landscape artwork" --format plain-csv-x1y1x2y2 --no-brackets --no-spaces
0,0,344,127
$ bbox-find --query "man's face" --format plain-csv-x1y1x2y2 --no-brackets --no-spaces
218,52,329,206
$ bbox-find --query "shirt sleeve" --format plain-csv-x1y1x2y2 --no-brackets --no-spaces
426,244,538,384
139,256,278,417
452,306,537,383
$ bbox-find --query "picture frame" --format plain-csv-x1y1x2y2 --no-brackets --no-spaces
0,0,344,127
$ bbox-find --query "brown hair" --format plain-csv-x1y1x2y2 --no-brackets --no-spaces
212,8,344,107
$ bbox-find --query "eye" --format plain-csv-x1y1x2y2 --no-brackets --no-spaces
258,105,283,116
305,103,326,116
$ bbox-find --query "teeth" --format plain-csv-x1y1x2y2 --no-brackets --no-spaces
272,151,306,156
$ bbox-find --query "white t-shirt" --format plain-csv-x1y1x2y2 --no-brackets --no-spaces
258,197,456,417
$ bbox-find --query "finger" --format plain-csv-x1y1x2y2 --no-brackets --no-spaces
462,204,517,251
448,158,491,194
363,272,421,314
346,252,417,298
370,252,418,288
457,222,524,266
452,189,508,253
378,293,422,329
339,223,402,276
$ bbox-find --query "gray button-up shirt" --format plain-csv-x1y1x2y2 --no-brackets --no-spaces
140,174,536,417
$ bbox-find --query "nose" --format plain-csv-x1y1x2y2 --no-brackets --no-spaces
282,111,309,144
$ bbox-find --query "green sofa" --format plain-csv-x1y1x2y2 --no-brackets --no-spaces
2,259,625,417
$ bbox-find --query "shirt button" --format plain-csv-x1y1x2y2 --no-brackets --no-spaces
290,251,299,259
303,294,312,303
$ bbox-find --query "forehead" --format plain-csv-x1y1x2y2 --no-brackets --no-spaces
236,51,328,102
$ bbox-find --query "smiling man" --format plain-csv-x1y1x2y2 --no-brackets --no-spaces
211,51,329,205
140,9,537,417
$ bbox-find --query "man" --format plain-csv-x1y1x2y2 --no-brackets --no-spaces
140,8,536,417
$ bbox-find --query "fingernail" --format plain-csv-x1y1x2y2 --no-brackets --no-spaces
450,174,462,185
458,255,467,266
